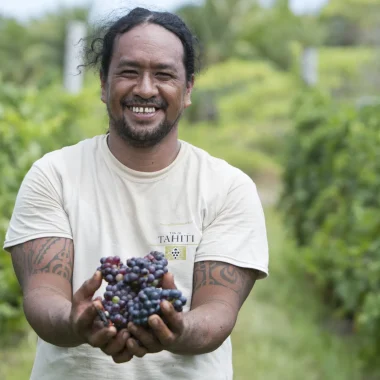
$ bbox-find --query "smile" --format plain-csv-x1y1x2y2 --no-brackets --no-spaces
128,106,157,114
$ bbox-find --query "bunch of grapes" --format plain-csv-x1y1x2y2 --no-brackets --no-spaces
95,251,187,329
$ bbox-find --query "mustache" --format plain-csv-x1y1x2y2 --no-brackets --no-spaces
121,97,167,109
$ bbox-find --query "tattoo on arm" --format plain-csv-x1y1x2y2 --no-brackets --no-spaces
11,238,74,289
193,261,259,306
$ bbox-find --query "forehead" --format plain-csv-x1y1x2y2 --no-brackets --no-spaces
112,23,185,70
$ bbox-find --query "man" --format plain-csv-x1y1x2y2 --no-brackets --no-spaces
4,7,269,380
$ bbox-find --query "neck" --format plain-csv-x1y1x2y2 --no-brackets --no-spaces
106,128,181,172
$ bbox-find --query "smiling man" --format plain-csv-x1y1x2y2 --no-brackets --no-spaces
3,7,269,380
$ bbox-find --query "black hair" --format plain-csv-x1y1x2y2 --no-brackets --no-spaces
82,7,202,83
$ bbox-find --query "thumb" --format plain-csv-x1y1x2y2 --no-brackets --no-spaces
74,271,103,303
161,272,177,290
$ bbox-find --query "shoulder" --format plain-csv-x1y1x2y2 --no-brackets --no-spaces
32,135,104,174
182,140,255,190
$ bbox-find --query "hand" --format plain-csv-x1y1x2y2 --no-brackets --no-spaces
99,328,134,363
69,271,118,349
126,273,186,357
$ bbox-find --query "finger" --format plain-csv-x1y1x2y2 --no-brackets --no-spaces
102,329,130,356
159,300,183,332
112,348,133,364
128,323,162,353
87,325,117,348
126,337,149,358
147,315,176,346
161,272,177,290
76,302,102,330
73,271,103,303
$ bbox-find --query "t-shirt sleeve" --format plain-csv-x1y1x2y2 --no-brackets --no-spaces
194,175,269,279
3,160,73,251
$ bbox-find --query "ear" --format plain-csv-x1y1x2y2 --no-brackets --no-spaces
184,74,194,109
100,71,107,104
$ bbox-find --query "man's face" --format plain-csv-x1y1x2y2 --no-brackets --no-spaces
101,23,193,148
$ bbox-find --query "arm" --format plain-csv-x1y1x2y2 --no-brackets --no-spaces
174,260,259,354
10,237,116,348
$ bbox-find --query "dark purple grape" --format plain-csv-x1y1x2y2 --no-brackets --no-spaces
169,290,181,299
104,291,113,300
151,299,160,306
155,270,164,279
150,291,160,300
140,309,148,317
173,300,183,311
105,274,114,283
129,273,139,282
139,292,148,301
112,304,121,313
114,314,123,324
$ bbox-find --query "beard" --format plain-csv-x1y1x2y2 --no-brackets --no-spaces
107,103,181,148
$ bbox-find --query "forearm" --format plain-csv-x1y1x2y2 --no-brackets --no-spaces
23,286,84,348
171,301,237,355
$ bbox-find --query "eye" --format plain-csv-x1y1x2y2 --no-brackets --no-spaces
121,70,138,77
156,72,172,80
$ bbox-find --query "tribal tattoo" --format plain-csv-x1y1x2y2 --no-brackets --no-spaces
10,237,74,289
192,261,259,306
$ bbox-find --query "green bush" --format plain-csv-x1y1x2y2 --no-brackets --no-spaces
280,89,380,366
0,80,102,341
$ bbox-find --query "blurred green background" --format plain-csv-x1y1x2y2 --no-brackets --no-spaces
1,0,380,379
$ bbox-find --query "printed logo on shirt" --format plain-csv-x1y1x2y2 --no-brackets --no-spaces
158,232,195,244
165,245,187,260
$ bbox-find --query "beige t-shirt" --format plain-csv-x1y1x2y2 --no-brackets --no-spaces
4,134,269,380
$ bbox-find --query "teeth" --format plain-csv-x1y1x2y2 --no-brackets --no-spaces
130,106,156,114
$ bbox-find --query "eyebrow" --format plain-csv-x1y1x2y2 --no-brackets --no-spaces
117,59,177,71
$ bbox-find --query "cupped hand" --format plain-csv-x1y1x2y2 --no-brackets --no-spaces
126,272,187,356
69,271,118,349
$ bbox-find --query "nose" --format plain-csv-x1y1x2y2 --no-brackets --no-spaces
132,73,158,99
